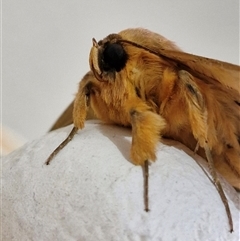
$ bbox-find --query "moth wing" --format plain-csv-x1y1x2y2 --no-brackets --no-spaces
50,101,74,131
158,49,240,95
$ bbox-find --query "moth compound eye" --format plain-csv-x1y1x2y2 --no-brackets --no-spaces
101,43,128,72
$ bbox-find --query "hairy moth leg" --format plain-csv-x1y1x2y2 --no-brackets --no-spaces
45,80,91,165
178,70,233,232
127,99,166,211
128,100,166,165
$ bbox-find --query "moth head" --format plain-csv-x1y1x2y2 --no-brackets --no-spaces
89,34,128,82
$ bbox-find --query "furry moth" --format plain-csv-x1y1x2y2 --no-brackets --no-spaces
46,28,240,232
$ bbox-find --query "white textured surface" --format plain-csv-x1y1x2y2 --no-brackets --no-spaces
2,121,240,241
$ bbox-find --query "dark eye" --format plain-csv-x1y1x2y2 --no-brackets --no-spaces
102,43,128,72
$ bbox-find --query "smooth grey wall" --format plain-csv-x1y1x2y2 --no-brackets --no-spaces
2,0,239,142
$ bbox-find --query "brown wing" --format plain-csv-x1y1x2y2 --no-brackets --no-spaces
50,101,74,131
157,49,240,95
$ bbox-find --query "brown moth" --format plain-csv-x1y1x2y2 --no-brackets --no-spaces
46,28,240,232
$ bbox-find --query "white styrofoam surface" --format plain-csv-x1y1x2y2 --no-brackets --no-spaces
2,121,240,241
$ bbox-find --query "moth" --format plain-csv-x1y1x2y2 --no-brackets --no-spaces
46,28,240,232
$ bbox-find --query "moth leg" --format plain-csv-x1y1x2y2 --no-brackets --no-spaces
204,145,233,232
45,127,78,165
126,99,166,212
128,100,166,166
178,70,233,232
143,160,149,212
45,79,91,165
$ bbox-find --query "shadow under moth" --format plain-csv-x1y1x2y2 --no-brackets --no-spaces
46,28,240,232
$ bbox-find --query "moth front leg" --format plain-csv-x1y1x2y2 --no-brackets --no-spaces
45,74,93,165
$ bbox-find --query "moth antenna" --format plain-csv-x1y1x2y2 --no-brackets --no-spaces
45,126,78,165
89,40,103,81
117,39,157,54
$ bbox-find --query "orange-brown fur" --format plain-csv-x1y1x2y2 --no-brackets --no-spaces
52,28,240,189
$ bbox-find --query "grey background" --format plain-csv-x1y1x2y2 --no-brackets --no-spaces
2,0,239,142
